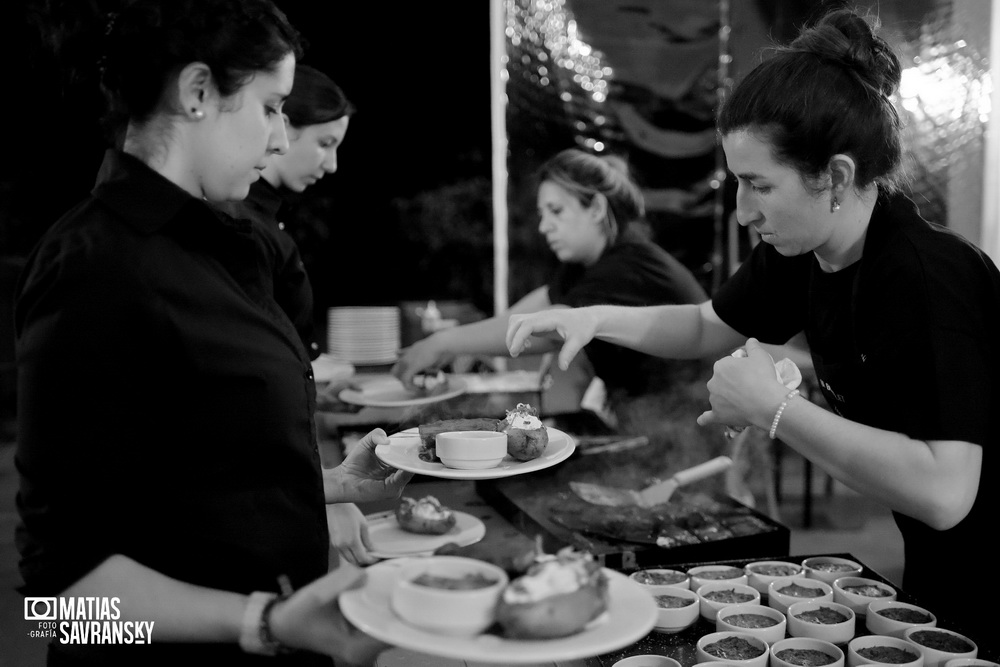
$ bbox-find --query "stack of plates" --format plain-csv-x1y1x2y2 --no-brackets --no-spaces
327,307,400,365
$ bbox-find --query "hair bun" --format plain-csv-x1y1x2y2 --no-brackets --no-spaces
791,9,901,98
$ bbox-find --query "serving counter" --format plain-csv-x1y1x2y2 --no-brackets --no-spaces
363,478,997,667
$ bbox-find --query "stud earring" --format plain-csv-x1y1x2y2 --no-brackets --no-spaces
831,197,840,213
192,109,204,119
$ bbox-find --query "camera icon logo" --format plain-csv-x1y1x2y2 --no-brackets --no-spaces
24,597,58,621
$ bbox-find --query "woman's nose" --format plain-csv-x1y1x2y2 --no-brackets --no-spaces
734,187,758,227
322,149,338,174
538,214,553,233
268,116,290,156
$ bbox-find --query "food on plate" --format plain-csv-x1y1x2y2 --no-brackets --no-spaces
411,369,449,396
795,606,850,625
856,646,920,663
874,607,932,624
696,566,746,580
748,563,800,577
774,648,838,666
703,635,767,661
631,569,688,586
777,582,827,598
495,547,608,639
724,613,781,629
704,588,757,604
810,562,858,572
395,496,457,535
501,403,549,461
655,594,696,609
411,571,500,590
417,417,502,462
906,630,974,653
840,583,893,598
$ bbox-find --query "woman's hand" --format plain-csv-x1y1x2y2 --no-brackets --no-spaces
392,333,455,390
326,503,379,566
506,307,599,371
269,561,389,665
323,428,413,504
697,338,789,433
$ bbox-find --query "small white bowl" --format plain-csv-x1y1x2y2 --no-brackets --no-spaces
832,577,897,617
390,556,508,636
689,564,749,590
745,560,804,596
629,568,690,589
715,603,787,645
647,585,700,633
944,660,999,667
848,634,924,667
771,637,846,667
697,582,761,621
696,630,770,667
768,577,835,614
612,655,682,667
865,600,936,638
802,557,865,584
435,431,507,469
699,663,746,667
903,627,977,667
787,600,857,644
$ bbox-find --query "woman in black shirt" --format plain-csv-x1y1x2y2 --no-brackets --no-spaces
16,2,409,664
506,9,996,641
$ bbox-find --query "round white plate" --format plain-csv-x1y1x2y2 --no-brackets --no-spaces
366,510,486,559
376,427,575,480
341,560,657,663
338,375,466,408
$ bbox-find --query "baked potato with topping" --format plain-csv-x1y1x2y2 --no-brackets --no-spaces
395,496,457,535
501,403,548,461
496,547,609,639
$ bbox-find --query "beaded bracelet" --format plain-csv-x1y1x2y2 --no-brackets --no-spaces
769,389,800,440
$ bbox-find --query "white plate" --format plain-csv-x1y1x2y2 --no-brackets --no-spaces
376,427,575,480
339,375,466,408
341,560,657,663
366,510,486,559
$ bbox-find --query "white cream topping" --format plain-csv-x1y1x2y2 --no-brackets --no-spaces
505,404,543,430
502,553,590,603
410,496,450,520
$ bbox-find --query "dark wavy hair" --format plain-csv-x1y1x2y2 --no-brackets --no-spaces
717,8,904,194
32,0,303,138
283,64,355,128
535,148,645,244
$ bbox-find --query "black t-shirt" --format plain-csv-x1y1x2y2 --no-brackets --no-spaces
713,193,999,639
15,150,330,665
548,227,708,396
217,180,320,360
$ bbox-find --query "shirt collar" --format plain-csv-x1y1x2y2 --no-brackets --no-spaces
92,148,251,237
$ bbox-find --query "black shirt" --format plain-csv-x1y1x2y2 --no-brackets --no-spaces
713,193,999,640
216,179,320,360
15,150,330,665
548,227,708,396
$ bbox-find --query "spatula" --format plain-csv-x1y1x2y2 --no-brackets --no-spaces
569,456,733,508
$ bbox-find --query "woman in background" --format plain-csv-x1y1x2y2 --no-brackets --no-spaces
395,148,720,472
216,66,375,566
15,1,407,664
507,8,995,640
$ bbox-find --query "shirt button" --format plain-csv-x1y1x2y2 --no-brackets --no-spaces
278,222,286,231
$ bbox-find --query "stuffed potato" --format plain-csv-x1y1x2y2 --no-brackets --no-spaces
395,496,457,535
501,403,549,461
496,547,609,639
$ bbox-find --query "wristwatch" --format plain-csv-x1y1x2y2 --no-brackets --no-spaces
239,591,286,655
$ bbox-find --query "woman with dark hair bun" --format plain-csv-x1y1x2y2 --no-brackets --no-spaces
15,1,407,664
393,147,711,460
507,8,997,641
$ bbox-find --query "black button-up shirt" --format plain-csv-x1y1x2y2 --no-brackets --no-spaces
14,150,330,664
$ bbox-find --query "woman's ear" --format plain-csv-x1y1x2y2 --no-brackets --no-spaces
828,153,857,201
588,192,608,222
176,62,214,120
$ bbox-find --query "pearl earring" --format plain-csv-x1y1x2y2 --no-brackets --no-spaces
831,197,840,213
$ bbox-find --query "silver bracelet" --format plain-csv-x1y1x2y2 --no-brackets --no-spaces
769,389,800,440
